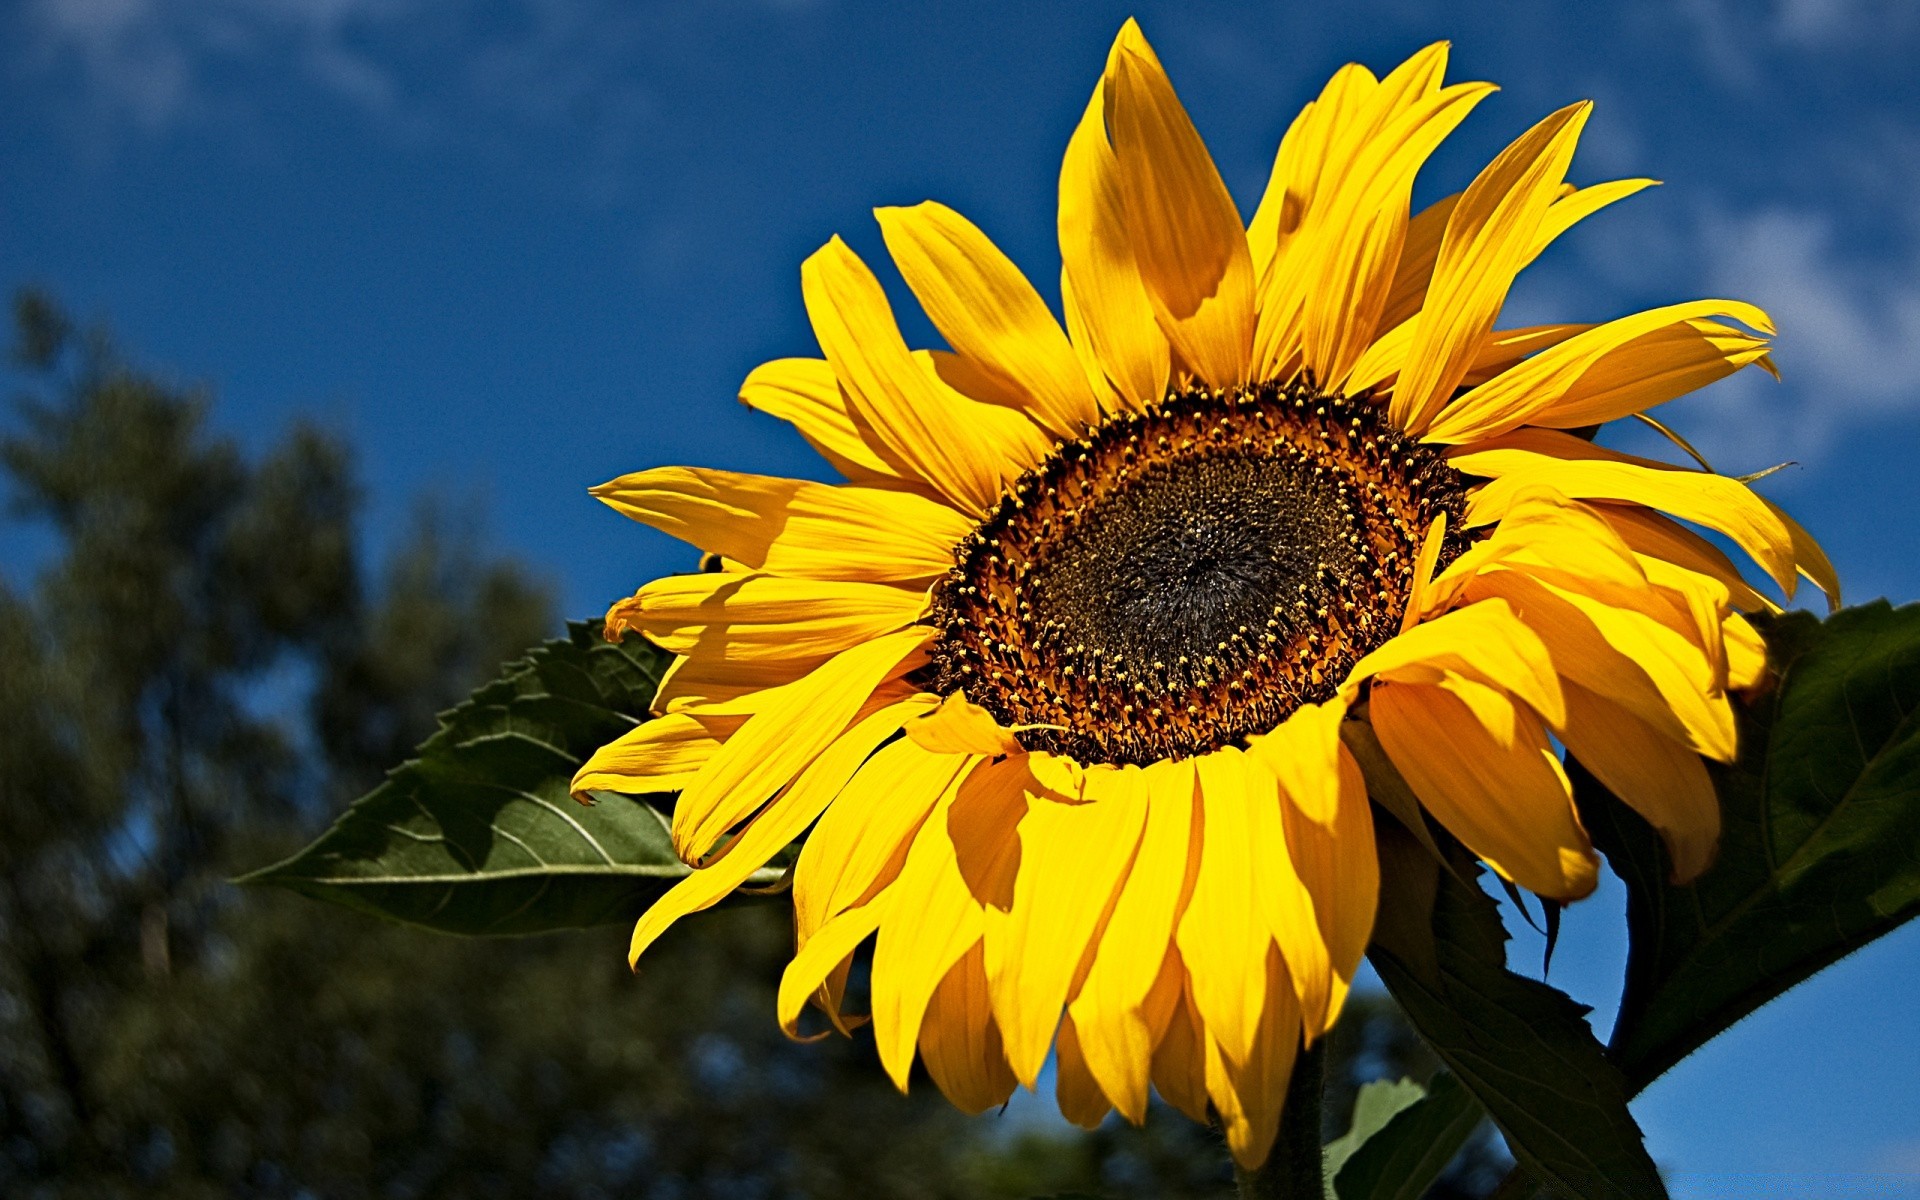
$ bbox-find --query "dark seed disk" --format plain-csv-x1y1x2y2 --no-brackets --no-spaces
924,378,1470,766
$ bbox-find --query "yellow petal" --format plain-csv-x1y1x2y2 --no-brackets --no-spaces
1276,746,1376,1031
1370,676,1599,900
1765,496,1842,613
1059,76,1170,412
877,201,1100,438
1379,178,1653,336
1245,698,1350,825
920,943,1019,1114
904,690,1024,757
1105,20,1255,388
1257,78,1496,386
801,236,1050,513
1348,595,1569,729
1477,569,1736,761
1596,503,1773,613
792,737,976,943
619,572,926,668
671,628,932,865
1206,944,1303,1172
1067,760,1196,1121
570,709,740,800
1392,102,1591,433
778,893,888,1037
591,466,971,584
1424,301,1774,443
1148,970,1209,1123
986,778,1148,1087
1237,748,1334,1038
1724,612,1768,690
1055,1014,1115,1129
1558,680,1720,883
1458,450,1800,596
870,756,1031,1090
1246,60,1379,281
737,357,902,484
625,695,934,966
1458,323,1596,388
1177,748,1273,1067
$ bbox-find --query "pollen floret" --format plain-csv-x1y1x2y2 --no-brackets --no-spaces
928,380,1470,765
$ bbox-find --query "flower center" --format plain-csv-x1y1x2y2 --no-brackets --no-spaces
926,379,1470,766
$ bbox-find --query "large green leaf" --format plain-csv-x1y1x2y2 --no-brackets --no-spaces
1367,830,1665,1200
1329,1073,1484,1200
243,623,764,935
1581,600,1920,1089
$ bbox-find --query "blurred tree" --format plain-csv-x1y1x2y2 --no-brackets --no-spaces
0,291,1500,1198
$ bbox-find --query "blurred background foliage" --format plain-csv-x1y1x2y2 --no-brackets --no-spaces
0,291,1502,1198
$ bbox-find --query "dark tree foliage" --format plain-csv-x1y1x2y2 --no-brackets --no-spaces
0,292,1491,1199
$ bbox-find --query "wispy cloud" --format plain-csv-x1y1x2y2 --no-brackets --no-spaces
1670,204,1920,467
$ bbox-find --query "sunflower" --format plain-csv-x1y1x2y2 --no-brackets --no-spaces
571,22,1837,1168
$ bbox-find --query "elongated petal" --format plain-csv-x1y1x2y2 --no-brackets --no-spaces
1598,505,1773,613
1765,496,1842,612
1257,80,1496,386
870,757,1031,1089
904,690,1023,756
737,357,902,484
1559,681,1720,882
1177,748,1273,1066
778,894,888,1037
1276,746,1376,1031
1149,972,1209,1123
1457,450,1799,596
986,779,1148,1086
1067,761,1195,1121
620,572,926,668
1245,698,1349,825
1392,102,1591,433
1371,676,1599,899
793,737,976,942
626,696,934,965
802,236,1050,513
1060,78,1170,411
1471,568,1735,761
1236,749,1333,1037
591,466,971,583
1424,301,1774,443
920,943,1019,1114
1346,596,1567,728
878,201,1100,438
671,628,931,865
1458,324,1595,388
1206,944,1303,1172
571,709,740,799
1246,60,1379,280
1106,21,1254,387
1380,178,1653,335
1055,1014,1115,1129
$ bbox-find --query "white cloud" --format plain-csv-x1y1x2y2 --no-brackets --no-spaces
1697,205,1920,445
19,0,412,128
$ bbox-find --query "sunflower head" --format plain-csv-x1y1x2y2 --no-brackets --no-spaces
575,19,1837,1170
927,378,1471,766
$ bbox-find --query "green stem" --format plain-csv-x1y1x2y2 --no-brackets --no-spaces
1235,1037,1327,1200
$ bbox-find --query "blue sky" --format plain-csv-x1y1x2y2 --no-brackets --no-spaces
5,0,1918,1191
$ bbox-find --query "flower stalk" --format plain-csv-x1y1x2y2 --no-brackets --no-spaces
1236,1038,1326,1200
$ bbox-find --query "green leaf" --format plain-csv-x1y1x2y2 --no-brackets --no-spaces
1330,1072,1484,1200
1324,1076,1427,1183
243,623,768,935
1367,828,1666,1200
1582,600,1920,1089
